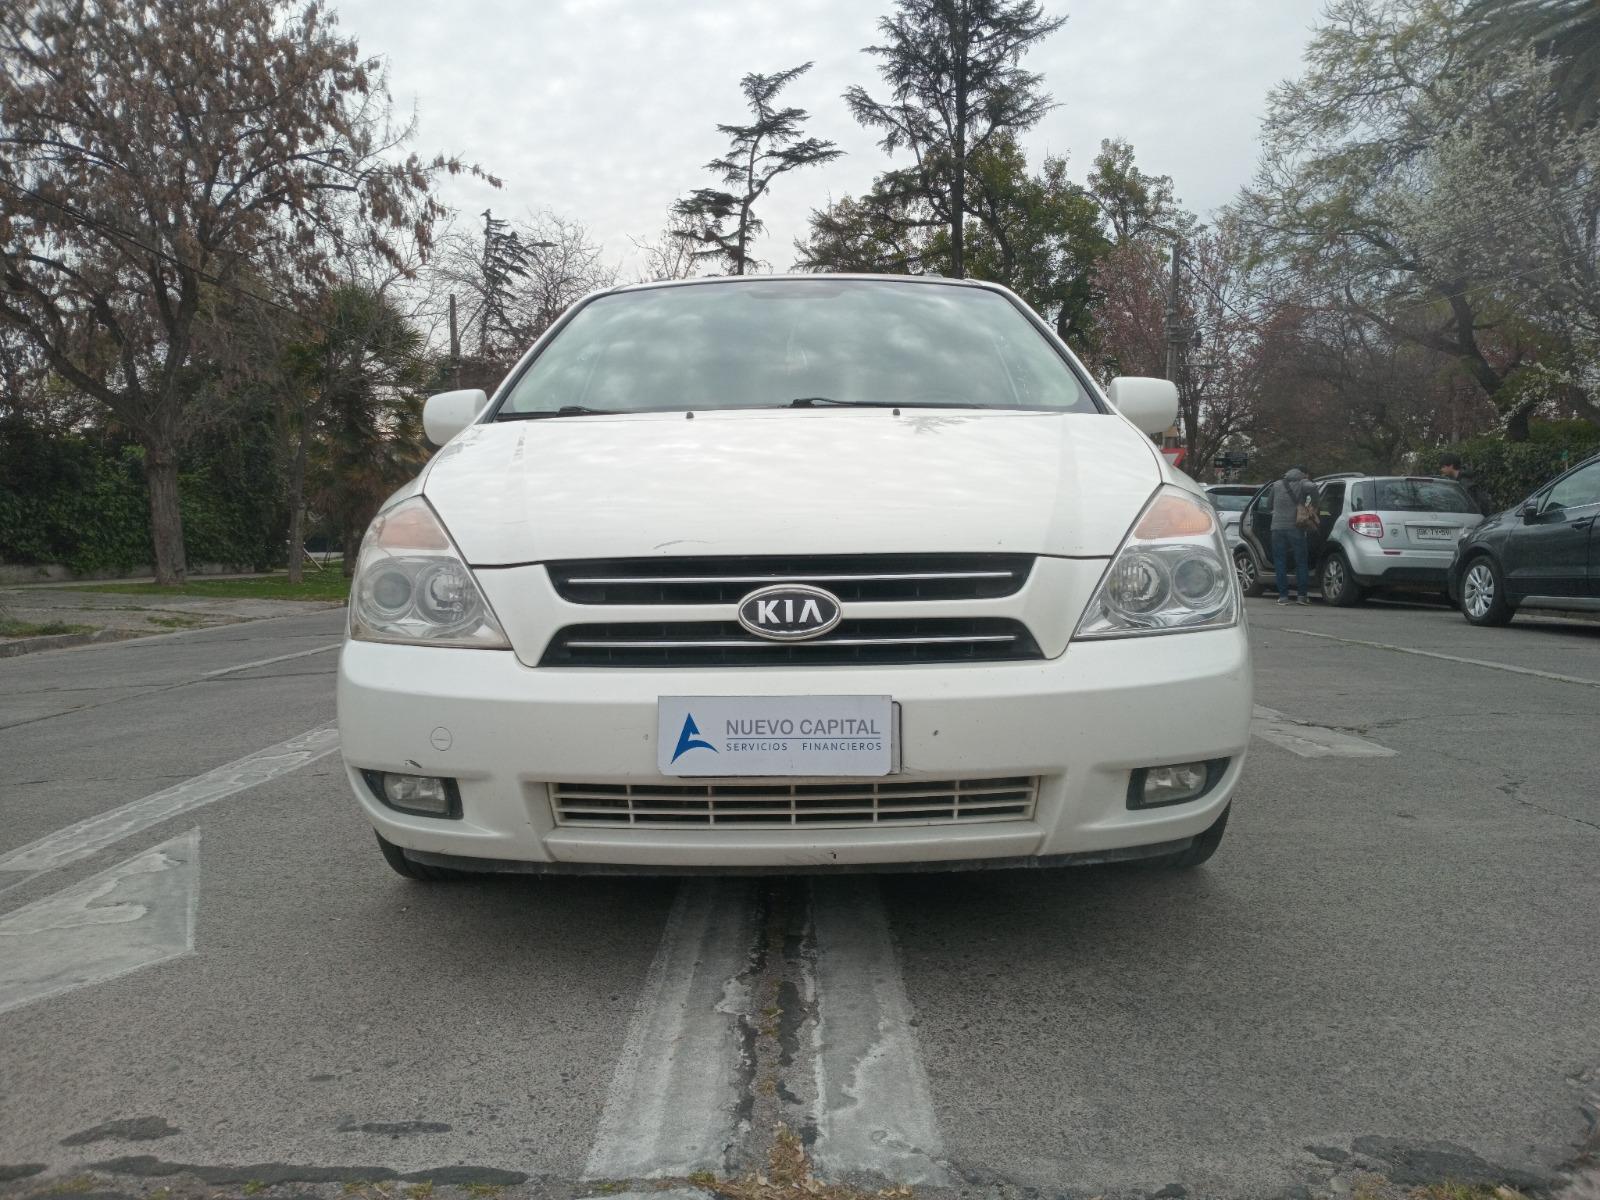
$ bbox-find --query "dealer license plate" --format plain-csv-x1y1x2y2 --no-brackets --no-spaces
657,695,896,777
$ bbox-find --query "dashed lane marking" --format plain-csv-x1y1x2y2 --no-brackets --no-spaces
0,828,199,1015
0,723,338,876
1283,627,1600,688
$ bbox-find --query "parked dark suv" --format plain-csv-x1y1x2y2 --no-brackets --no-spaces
1235,474,1484,603
1448,452,1600,625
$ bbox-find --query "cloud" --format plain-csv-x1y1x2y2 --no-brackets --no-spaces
335,0,1322,273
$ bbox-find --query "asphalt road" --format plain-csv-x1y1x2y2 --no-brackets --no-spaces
1,598,1597,1200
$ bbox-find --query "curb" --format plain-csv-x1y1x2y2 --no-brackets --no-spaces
1520,603,1600,626
0,628,149,659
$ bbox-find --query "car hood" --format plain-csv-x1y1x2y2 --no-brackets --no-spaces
422,408,1163,564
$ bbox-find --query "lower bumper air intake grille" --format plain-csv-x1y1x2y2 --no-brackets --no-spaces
540,617,1042,667
550,776,1039,828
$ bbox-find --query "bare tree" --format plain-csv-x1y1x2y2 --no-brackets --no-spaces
0,0,489,581
1091,229,1261,480
632,214,702,283
429,210,615,385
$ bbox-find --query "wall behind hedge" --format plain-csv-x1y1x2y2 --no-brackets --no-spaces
0,417,285,574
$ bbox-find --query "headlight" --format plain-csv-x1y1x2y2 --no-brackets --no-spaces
1075,485,1239,639
349,498,510,649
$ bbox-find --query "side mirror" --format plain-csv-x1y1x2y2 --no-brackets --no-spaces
423,389,489,447
1106,376,1180,436
1520,498,1541,521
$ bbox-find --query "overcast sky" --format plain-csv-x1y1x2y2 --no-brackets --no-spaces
332,0,1327,277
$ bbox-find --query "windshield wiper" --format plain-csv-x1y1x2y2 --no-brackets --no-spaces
786,396,978,409
496,405,616,420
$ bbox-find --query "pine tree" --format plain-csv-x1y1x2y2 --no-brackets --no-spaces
844,0,1065,277
674,63,844,275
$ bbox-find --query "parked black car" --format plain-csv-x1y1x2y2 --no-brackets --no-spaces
1447,452,1600,625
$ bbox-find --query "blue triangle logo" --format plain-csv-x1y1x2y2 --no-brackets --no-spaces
671,713,718,763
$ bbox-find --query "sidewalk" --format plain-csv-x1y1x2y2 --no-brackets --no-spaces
0,584,345,657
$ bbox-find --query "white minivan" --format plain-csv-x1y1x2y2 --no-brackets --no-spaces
336,275,1252,879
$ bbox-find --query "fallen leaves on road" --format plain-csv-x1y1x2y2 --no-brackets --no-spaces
700,1127,911,1200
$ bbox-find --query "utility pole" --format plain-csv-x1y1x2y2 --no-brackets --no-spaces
1164,240,1184,385
447,293,461,389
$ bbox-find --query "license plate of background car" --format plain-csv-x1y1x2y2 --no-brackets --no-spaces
1412,527,1454,541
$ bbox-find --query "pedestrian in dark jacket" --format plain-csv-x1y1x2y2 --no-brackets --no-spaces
1439,454,1494,516
1269,466,1317,605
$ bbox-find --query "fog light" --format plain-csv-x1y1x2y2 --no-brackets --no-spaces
1128,759,1227,809
362,770,462,818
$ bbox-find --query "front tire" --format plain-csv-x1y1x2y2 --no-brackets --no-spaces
1320,551,1366,607
1145,806,1229,869
1461,556,1513,626
375,831,472,881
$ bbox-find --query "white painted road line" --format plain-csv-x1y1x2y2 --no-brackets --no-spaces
1284,627,1600,688
809,877,948,1186
1251,705,1397,759
0,828,199,1016
584,878,759,1180
0,723,338,875
199,642,340,678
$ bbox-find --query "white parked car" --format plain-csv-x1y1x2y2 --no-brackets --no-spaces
1204,483,1262,558
336,275,1253,879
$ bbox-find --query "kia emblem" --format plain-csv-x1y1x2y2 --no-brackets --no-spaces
736,584,843,641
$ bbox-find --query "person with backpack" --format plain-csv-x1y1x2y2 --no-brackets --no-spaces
1269,466,1319,605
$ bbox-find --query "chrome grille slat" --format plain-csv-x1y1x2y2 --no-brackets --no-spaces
563,570,1017,586
561,634,1018,650
540,618,1041,667
550,777,1039,829
547,553,1034,605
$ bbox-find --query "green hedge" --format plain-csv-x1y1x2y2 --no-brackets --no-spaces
1424,421,1600,511
0,421,284,575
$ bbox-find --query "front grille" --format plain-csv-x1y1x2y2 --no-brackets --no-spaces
546,554,1034,605
550,776,1038,828
539,617,1042,667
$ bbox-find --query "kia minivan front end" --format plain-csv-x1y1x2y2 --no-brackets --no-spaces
336,276,1253,878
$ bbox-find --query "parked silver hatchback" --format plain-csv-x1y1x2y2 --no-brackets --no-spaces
1236,474,1485,604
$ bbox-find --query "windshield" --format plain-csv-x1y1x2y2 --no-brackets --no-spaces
496,279,1097,416
1371,479,1477,513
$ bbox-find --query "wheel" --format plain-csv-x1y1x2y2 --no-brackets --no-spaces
1234,548,1264,597
1320,551,1366,606
374,831,472,881
1460,555,1513,626
1145,806,1230,870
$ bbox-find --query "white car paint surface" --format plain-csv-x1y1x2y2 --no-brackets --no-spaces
423,408,1160,563
336,275,1252,875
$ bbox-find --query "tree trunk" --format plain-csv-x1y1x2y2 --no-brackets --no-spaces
951,30,968,278
143,438,188,585
1506,406,1530,442
343,519,363,579
285,399,309,585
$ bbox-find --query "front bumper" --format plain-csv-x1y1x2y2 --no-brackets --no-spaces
336,626,1253,871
